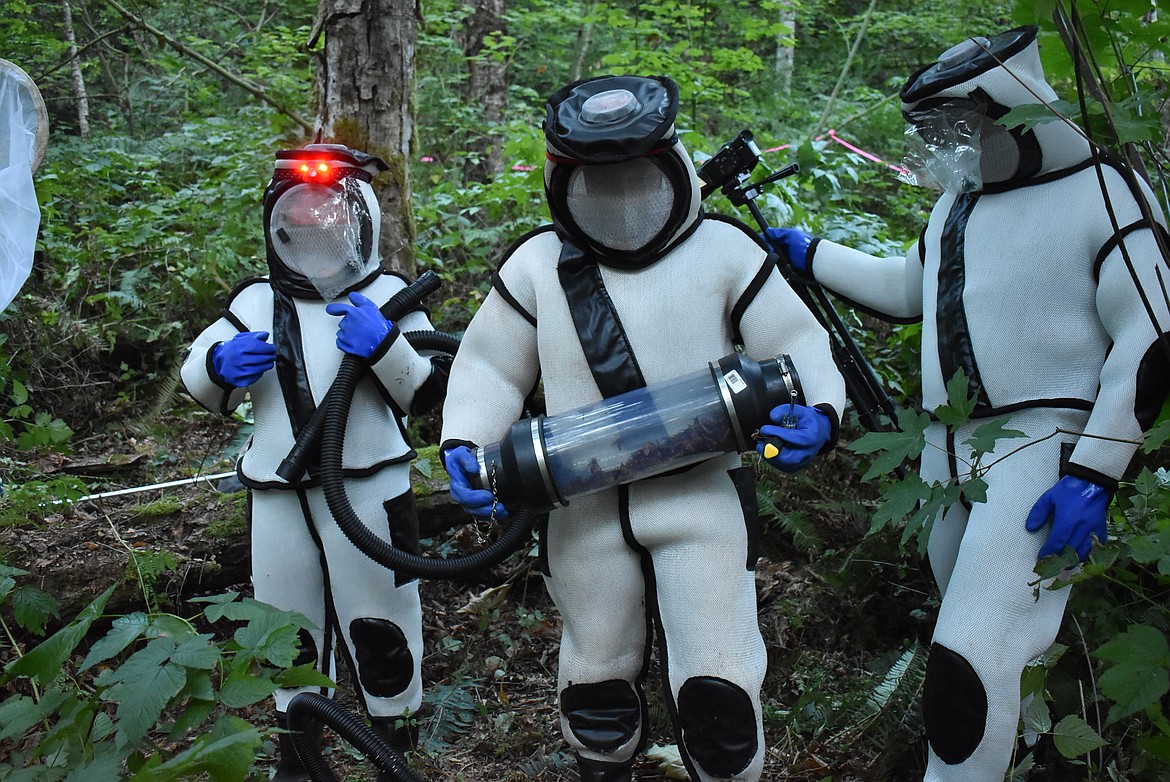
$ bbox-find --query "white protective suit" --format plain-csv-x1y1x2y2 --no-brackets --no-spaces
181,146,448,731
803,27,1170,781
0,59,47,313
441,75,846,782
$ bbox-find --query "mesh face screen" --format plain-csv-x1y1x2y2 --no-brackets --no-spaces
972,117,1020,183
269,182,368,283
564,158,675,253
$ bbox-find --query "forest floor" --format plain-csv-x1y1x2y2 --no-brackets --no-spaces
1,401,946,781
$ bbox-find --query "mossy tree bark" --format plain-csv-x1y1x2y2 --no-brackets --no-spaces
313,0,420,276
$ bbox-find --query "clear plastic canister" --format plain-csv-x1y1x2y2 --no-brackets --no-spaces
541,365,739,500
475,352,800,511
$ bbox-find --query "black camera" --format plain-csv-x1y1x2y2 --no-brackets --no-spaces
698,130,762,198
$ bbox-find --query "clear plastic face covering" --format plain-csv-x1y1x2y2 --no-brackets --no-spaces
565,157,675,252
269,179,373,300
899,105,987,194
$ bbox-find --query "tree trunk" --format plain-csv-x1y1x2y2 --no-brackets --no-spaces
458,0,509,183
571,20,593,83
773,1,796,99
314,0,419,276
61,0,91,138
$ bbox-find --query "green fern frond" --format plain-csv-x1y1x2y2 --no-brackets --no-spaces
829,640,928,778
417,672,482,755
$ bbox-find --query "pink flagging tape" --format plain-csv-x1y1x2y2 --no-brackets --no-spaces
418,129,907,175
764,129,908,174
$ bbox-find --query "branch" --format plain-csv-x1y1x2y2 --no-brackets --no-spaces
98,0,312,133
36,24,132,80
811,0,878,139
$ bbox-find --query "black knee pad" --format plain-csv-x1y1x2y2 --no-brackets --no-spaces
677,676,758,777
560,679,643,752
349,618,415,698
292,627,319,668
924,642,987,764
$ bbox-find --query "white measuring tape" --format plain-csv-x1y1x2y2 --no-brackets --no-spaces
72,471,238,504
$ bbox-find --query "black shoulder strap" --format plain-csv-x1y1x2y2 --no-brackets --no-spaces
556,240,647,398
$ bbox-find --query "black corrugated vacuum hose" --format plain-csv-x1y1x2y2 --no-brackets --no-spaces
280,272,538,782
318,333,538,579
286,692,421,782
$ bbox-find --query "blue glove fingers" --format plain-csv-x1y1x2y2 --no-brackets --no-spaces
1028,476,1109,562
762,405,830,447
1024,488,1054,533
446,447,509,519
759,423,821,449
757,406,830,473
329,291,392,358
762,226,813,272
214,331,275,386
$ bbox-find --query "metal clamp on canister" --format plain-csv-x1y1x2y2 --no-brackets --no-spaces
472,352,804,513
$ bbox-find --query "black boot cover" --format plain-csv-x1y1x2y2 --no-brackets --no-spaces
577,753,635,782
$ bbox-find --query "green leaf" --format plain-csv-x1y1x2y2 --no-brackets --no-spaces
275,663,336,690
168,699,217,741
1095,625,1170,722
413,457,433,479
963,418,1026,456
1096,624,1170,667
997,102,1072,133
62,747,124,782
1144,420,1170,452
0,694,46,742
219,667,278,708
170,634,221,670
0,564,31,579
850,408,929,481
1033,548,1082,581
190,591,241,623
934,369,976,425
235,621,302,668
869,474,932,534
1023,694,1052,735
960,476,989,505
1137,734,1170,764
4,584,116,685
11,379,29,405
796,139,820,172
140,715,261,781
11,585,59,636
80,612,150,671
102,637,188,748
1051,714,1107,759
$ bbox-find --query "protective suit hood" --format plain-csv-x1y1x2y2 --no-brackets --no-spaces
0,59,46,313
543,75,702,268
262,143,389,300
899,25,1091,187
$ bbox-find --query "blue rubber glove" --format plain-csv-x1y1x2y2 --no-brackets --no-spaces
212,331,276,387
763,226,813,273
1025,475,1110,562
325,291,393,358
445,445,509,519
755,404,831,473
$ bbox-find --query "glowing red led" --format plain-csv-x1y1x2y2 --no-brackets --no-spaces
295,160,337,182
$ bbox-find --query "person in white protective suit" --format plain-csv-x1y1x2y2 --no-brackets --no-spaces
0,59,48,313
440,75,846,782
764,26,1170,782
180,144,450,781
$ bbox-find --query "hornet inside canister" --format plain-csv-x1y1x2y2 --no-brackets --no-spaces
473,352,802,512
